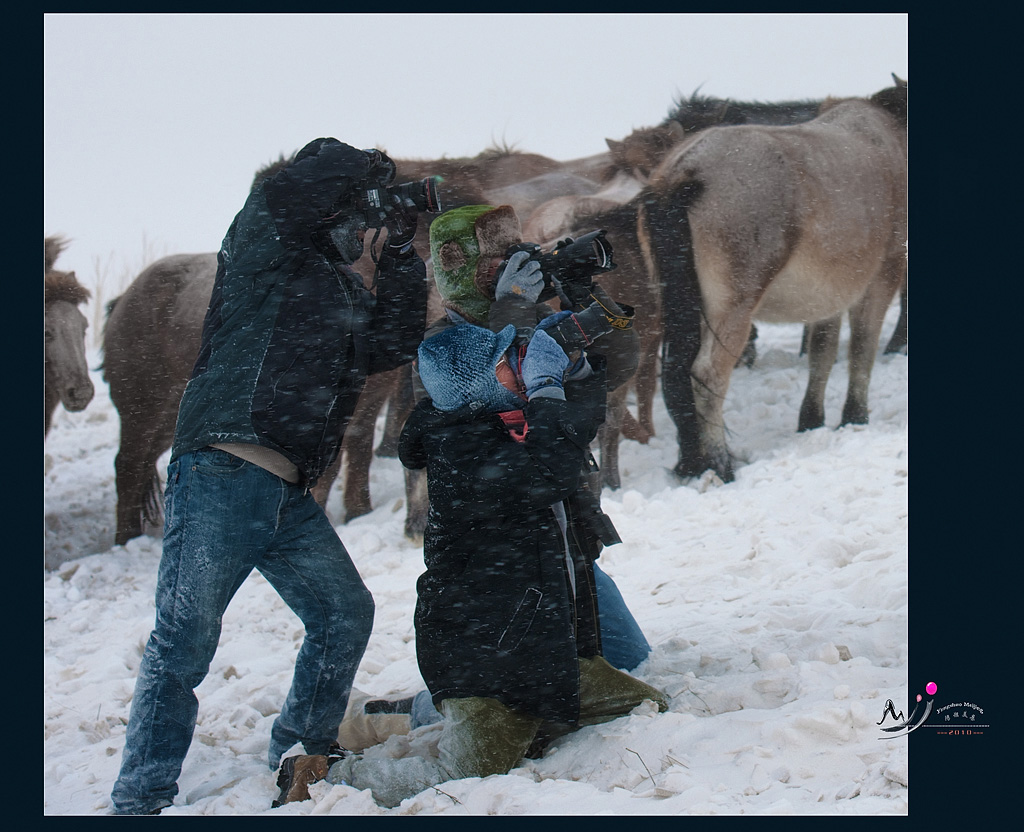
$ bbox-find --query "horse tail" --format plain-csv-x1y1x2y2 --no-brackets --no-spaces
639,178,706,475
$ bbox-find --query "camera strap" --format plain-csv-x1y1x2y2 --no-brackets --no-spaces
588,294,635,330
366,227,385,288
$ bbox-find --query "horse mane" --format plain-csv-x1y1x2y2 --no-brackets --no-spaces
45,267,91,306
820,76,907,129
44,235,68,273
665,89,822,134
44,235,90,305
473,143,527,162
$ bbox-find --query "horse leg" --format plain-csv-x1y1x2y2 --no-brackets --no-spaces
628,321,662,443
599,388,626,490
311,454,341,511
689,307,757,482
883,276,908,354
841,262,904,426
738,324,758,368
403,467,428,543
798,315,842,432
113,399,177,545
376,363,414,459
339,370,396,523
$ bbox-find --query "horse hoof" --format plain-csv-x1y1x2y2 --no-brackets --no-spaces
672,459,734,484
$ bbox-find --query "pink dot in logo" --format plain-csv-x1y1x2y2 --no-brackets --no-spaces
926,682,937,696
916,694,922,702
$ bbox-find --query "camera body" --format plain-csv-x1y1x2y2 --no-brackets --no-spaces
503,229,616,307
357,176,443,229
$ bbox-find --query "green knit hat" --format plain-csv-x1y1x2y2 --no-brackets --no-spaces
429,204,522,325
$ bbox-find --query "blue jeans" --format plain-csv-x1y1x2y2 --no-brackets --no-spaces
110,448,374,815
409,561,651,730
592,561,651,672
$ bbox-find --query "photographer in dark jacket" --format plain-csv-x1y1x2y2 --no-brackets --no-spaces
110,138,428,816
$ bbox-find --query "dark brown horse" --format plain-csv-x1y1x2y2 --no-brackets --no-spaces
522,197,659,490
44,236,94,437
640,79,908,482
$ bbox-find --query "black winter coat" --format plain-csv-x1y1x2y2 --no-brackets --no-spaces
398,359,610,725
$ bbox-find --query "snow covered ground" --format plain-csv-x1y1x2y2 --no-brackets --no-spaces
43,303,908,815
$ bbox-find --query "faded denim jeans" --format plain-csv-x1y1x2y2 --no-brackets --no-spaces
110,448,374,815
592,561,651,672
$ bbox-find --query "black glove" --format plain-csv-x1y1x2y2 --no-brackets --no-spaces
385,194,418,251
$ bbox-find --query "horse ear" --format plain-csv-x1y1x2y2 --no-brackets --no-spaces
667,121,685,140
606,138,622,153
892,73,907,88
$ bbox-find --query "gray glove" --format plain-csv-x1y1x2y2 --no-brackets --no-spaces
495,250,545,303
521,328,571,399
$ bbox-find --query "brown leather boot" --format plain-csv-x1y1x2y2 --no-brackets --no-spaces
272,754,330,807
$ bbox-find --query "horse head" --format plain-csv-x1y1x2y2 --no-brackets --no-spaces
44,237,94,435
606,125,679,180
870,75,908,129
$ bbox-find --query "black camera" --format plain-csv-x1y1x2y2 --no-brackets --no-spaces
358,177,443,229
502,229,616,307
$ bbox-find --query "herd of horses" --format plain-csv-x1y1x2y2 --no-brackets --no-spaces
45,76,908,549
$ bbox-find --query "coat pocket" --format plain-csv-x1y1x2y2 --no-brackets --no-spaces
497,587,543,652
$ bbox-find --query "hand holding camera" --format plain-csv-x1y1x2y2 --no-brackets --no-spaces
357,174,442,236
537,311,591,380
495,250,545,303
499,230,617,309
384,193,419,251
521,329,571,399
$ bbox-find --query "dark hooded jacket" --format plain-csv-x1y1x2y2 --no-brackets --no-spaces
398,357,610,726
171,138,427,488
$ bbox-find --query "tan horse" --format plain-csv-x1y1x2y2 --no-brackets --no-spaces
639,79,908,482
44,236,94,438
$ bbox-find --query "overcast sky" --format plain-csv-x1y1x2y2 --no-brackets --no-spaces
43,13,908,286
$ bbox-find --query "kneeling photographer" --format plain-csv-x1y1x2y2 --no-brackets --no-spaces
423,204,650,672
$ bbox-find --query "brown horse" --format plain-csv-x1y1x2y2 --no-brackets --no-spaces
640,78,908,482
44,236,94,438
